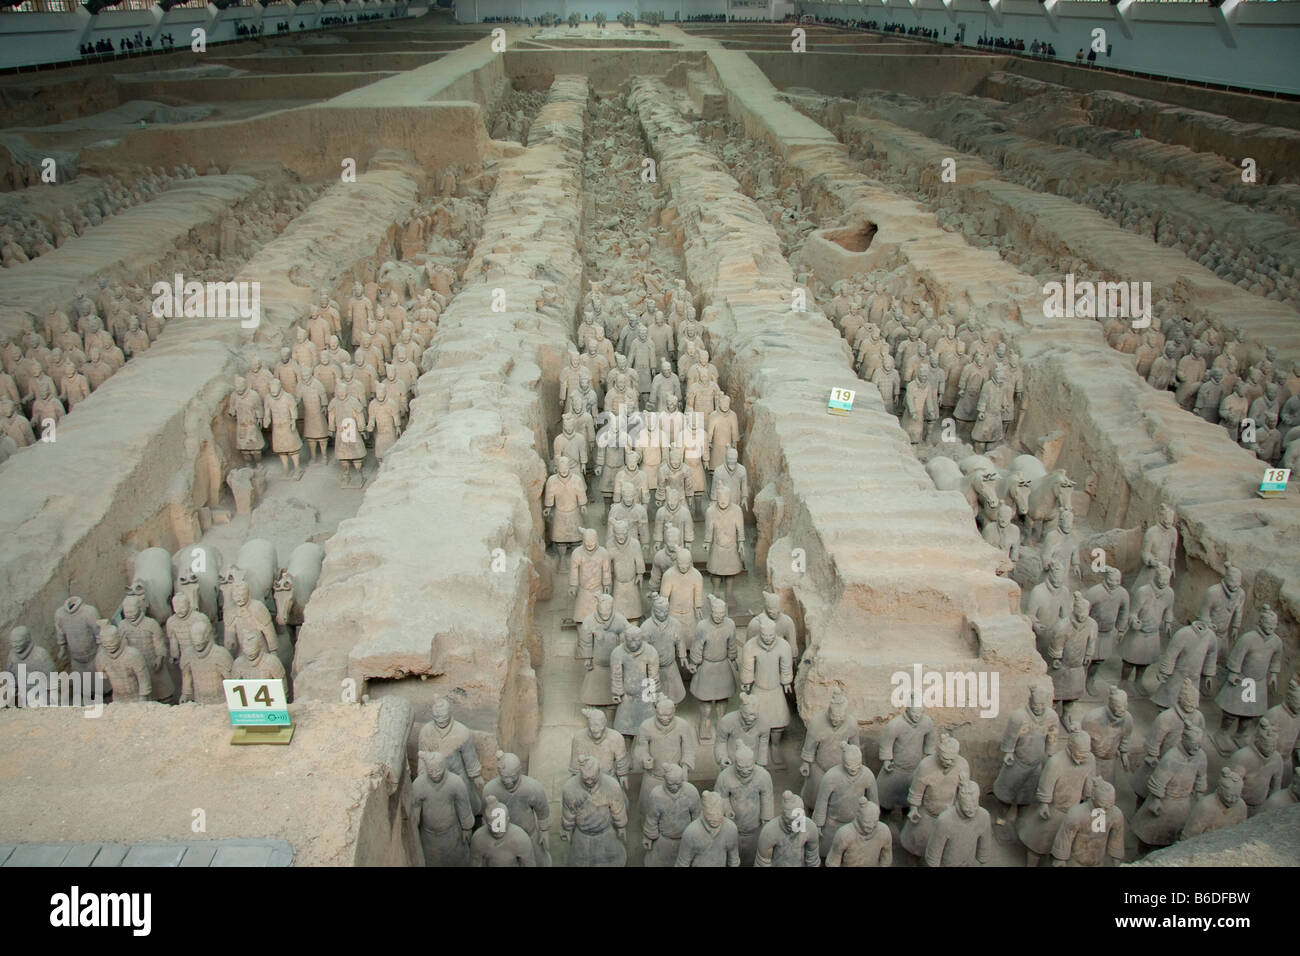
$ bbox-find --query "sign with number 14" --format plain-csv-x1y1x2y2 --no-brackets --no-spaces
223,679,290,727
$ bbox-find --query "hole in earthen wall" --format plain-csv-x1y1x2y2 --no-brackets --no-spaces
825,221,877,252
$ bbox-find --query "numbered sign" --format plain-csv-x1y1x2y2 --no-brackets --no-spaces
1258,468,1290,498
828,387,855,415
223,679,290,727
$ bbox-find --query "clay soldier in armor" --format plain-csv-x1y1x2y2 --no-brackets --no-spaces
470,796,536,867
231,628,285,684
570,708,629,790
54,596,100,676
659,546,704,647
1044,592,1096,712
606,519,645,623
1017,730,1096,866
328,381,366,486
742,617,794,768
676,790,740,867
1084,567,1129,694
1264,678,1300,788
4,627,54,702
716,742,776,865
747,591,799,668
543,456,587,567
799,688,860,810
649,524,682,594
970,365,1007,452
483,751,552,866
705,397,739,472
715,691,769,768
1025,557,1071,644
228,376,264,465
1120,564,1175,694
568,528,611,624
703,484,745,602
1081,686,1133,786
118,594,175,704
825,794,891,867
900,733,969,859
418,696,484,816
95,622,151,703
756,790,821,867
577,595,626,723
813,742,878,859
993,683,1060,833
1226,719,1283,815
1215,605,1283,754
1182,767,1248,839
642,762,700,867
1135,503,1178,592
634,696,697,815
925,779,992,867
1051,778,1125,867
1200,565,1245,682
413,750,474,867
606,485,649,558
611,626,660,736
687,594,737,739
179,620,233,705
1135,678,1206,803
265,379,302,478
710,445,748,515
629,595,682,708
1153,613,1216,707
1131,725,1208,850
877,703,935,815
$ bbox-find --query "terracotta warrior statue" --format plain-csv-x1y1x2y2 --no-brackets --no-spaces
544,456,588,567
54,596,100,675
179,619,233,705
1080,687,1134,786
5,627,54,701
568,527,611,624
715,741,776,866
94,622,151,703
877,703,935,815
825,795,893,867
228,375,264,465
1226,718,1283,816
1153,612,1216,708
570,707,629,790
417,695,484,816
470,796,536,867
1130,725,1208,851
560,755,628,867
117,593,174,704
1044,591,1096,712
756,790,821,867
582,590,631,717
642,762,701,867
1017,730,1096,867
675,790,740,867
799,688,861,811
703,484,745,602
412,750,474,867
633,696,697,815
482,751,552,866
265,378,302,478
1214,604,1283,754
993,683,1061,832
813,742,879,859
1134,678,1206,804
1119,563,1175,695
742,617,794,769
687,594,737,739
659,546,704,647
714,691,770,769
899,732,969,860
610,625,660,737
1181,767,1248,840
607,519,645,623
925,779,992,867
1050,778,1125,867
1084,567,1130,695
747,591,800,669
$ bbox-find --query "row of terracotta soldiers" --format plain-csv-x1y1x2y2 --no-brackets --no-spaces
4,585,288,710
226,284,443,485
1107,312,1298,466
0,167,197,264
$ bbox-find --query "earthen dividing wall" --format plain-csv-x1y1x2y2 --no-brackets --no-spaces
291,76,592,771
629,75,1042,786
